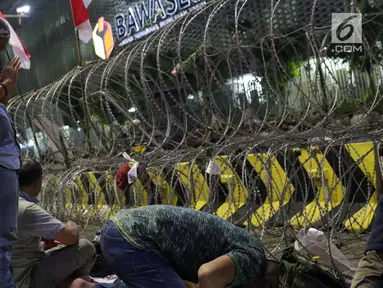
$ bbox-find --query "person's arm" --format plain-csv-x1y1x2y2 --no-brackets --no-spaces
0,57,21,101
0,81,7,99
53,220,79,245
197,255,235,288
23,204,78,246
0,79,13,100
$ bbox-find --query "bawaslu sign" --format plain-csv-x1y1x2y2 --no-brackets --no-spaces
115,0,205,46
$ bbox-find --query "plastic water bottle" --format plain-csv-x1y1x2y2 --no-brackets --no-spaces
93,231,101,241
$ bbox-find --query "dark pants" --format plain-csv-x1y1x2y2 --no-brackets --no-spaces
0,246,13,288
351,251,383,288
0,166,19,288
100,220,186,288
29,239,97,288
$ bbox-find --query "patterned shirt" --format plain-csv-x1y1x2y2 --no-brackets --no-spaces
112,205,266,287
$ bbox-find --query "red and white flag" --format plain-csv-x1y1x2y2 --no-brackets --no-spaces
70,0,93,43
0,12,31,70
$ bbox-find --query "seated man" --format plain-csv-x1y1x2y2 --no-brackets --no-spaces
11,159,97,288
100,205,279,288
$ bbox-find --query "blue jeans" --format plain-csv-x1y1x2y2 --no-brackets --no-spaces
0,247,13,288
100,220,186,288
0,166,18,288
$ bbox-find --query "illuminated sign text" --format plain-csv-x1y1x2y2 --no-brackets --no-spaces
115,0,205,46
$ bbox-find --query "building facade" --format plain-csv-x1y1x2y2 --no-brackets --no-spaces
0,0,349,93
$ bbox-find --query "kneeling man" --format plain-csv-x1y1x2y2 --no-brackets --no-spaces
12,159,96,288
100,205,278,288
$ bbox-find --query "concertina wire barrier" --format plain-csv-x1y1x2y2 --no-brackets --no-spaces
4,0,383,275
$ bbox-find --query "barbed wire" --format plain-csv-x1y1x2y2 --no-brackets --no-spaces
6,0,383,280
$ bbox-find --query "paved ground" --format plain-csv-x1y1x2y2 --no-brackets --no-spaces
260,229,368,268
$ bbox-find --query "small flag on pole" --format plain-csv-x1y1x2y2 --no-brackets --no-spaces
93,17,114,60
0,12,31,70
70,0,93,43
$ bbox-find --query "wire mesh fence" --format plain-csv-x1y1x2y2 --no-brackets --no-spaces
5,0,383,278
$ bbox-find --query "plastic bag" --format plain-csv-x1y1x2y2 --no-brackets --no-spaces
206,159,221,175
127,161,139,184
294,228,356,278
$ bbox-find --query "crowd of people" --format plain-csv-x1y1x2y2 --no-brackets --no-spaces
2,16,383,288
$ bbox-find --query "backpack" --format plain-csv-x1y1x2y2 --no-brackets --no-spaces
279,247,349,288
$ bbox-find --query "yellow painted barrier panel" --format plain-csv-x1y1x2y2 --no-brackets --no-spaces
246,153,295,227
49,176,73,210
101,171,124,219
175,162,209,210
123,162,149,207
65,172,106,217
131,145,147,153
289,148,345,228
65,184,72,210
74,175,89,209
104,171,126,207
215,156,248,220
146,167,178,206
87,172,106,210
52,173,98,216
344,142,378,231
130,180,148,206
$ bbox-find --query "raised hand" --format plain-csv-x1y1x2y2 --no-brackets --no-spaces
2,56,21,94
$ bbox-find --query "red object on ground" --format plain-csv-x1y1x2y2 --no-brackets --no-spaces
116,162,147,191
41,239,58,250
116,162,131,191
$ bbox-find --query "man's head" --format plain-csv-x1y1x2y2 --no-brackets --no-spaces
242,260,281,288
0,18,10,54
18,159,43,197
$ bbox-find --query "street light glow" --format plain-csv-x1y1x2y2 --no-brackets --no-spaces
16,5,31,14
